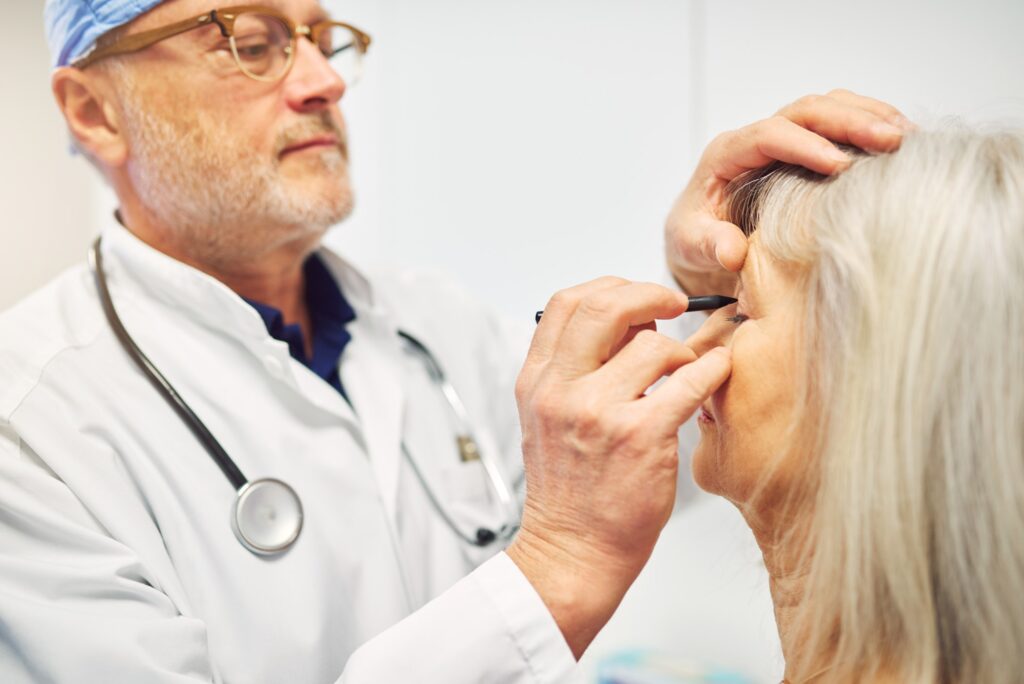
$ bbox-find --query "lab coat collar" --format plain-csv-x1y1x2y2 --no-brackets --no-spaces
101,222,408,524
100,221,386,344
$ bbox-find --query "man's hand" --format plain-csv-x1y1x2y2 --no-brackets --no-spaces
506,277,731,659
665,89,912,295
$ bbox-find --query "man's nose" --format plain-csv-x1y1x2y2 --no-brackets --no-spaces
282,37,347,113
684,308,739,357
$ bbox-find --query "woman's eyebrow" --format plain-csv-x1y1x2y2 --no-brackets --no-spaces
735,256,763,306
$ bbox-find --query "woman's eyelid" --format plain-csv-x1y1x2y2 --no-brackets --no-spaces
719,302,747,325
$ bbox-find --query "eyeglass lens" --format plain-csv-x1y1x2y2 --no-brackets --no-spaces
229,12,364,83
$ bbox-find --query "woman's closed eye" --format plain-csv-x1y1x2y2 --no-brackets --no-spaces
726,313,749,324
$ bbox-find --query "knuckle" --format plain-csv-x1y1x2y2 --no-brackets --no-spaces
571,395,607,439
795,93,824,109
594,275,630,289
633,329,670,355
514,372,532,405
546,289,577,314
764,114,790,132
676,371,708,404
696,229,718,262
529,384,563,421
608,413,654,453
708,129,734,148
632,327,661,345
704,129,737,158
607,424,636,451
746,117,779,143
577,293,618,323
578,403,604,431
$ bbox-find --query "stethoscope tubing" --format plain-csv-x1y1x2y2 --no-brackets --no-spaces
396,332,518,524
90,238,249,491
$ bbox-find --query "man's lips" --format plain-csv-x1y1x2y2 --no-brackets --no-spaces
279,135,340,157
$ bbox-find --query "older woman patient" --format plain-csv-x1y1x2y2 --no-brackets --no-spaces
684,127,1024,683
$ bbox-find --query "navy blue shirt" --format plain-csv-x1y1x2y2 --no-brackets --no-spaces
243,254,356,399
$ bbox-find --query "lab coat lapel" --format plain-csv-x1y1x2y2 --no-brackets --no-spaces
343,318,406,525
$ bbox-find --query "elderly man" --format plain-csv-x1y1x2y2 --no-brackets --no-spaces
0,0,908,681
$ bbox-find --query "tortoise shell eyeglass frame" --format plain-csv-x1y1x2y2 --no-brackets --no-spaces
71,5,372,83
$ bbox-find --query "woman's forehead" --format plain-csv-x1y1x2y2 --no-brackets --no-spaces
741,234,809,303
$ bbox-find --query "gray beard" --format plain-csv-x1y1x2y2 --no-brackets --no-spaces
122,99,353,265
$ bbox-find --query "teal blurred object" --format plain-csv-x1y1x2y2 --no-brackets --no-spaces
596,649,756,684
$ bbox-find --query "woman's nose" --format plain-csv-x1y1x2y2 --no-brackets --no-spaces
684,308,739,356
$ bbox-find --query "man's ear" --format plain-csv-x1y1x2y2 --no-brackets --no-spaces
51,66,128,168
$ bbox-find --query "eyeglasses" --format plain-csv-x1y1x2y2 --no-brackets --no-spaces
72,5,372,85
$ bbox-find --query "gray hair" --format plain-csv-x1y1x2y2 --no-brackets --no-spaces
726,126,1024,683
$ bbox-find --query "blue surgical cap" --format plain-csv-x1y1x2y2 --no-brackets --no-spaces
44,0,167,69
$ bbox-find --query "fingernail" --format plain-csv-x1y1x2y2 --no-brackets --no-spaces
870,120,904,138
826,147,850,164
889,115,916,131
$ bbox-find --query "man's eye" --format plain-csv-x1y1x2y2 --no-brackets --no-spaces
726,314,749,324
236,43,271,58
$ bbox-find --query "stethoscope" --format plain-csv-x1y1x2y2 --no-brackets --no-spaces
89,237,522,556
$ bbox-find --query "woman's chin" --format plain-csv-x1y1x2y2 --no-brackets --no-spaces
691,436,724,495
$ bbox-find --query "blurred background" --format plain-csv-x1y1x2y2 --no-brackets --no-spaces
4,1,1024,681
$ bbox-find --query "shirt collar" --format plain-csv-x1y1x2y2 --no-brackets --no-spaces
242,253,357,387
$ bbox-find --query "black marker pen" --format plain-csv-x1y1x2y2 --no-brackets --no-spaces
535,295,736,323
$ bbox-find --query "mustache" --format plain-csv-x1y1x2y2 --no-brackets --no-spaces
275,113,348,159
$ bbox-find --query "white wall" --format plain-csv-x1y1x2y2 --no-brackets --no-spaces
329,0,698,318
5,1,1024,682
0,3,101,310
700,0,1024,133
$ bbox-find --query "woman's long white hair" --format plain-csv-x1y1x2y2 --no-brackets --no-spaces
726,126,1024,683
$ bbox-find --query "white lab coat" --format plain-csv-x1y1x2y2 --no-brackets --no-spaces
0,223,580,683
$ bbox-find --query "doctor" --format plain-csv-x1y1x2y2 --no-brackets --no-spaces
0,0,908,681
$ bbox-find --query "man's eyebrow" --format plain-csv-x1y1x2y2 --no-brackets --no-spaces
191,22,228,47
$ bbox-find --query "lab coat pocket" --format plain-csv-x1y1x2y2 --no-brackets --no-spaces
440,459,492,506
440,459,507,538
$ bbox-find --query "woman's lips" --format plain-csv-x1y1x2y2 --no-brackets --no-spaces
698,403,716,424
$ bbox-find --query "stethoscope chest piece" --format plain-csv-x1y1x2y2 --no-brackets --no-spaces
231,478,304,555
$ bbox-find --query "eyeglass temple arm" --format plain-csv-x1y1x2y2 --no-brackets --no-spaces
304,22,373,54
74,11,371,70
73,13,221,69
